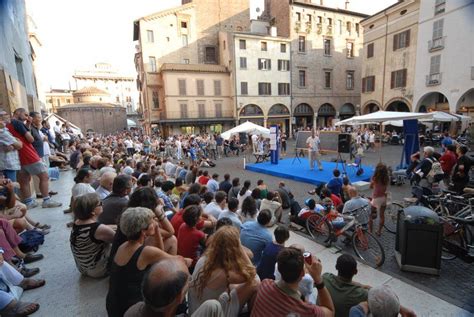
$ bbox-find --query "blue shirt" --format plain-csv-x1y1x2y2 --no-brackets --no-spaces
327,177,343,196
257,242,283,280
218,210,242,229
206,179,219,193
240,220,272,266
157,190,174,211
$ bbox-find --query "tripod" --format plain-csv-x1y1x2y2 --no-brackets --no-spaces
335,152,347,177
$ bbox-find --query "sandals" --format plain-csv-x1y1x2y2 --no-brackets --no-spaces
34,222,51,230
0,301,40,316
20,278,46,291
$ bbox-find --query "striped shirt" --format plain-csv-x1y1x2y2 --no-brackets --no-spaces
251,279,324,317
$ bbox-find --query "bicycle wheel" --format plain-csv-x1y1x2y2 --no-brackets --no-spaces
352,229,385,267
441,245,457,260
384,202,404,234
306,214,332,246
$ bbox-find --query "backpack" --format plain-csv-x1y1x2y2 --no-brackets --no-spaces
18,230,45,253
426,158,444,183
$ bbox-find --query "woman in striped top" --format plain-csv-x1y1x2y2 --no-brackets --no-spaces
70,193,116,278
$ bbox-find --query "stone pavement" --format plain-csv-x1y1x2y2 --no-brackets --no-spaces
21,143,472,316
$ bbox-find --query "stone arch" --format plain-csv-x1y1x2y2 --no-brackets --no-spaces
240,104,264,116
456,88,474,114
384,97,411,112
362,100,381,114
415,91,450,112
293,103,314,129
294,103,314,116
317,103,336,127
268,104,290,116
339,103,356,120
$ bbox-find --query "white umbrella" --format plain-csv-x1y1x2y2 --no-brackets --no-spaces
349,110,434,124
221,121,270,140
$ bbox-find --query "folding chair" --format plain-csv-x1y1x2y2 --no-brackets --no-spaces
347,156,363,176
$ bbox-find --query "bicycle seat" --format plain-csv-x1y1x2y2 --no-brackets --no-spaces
448,216,474,225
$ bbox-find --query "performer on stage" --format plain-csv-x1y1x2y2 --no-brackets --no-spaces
306,129,323,171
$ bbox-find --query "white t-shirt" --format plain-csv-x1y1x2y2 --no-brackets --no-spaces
124,139,133,149
306,136,320,152
369,133,375,143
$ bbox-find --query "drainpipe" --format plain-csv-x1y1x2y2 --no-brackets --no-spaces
289,40,293,138
381,11,388,110
232,33,238,128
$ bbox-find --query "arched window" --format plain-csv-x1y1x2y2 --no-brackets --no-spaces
240,104,263,116
318,103,336,116
268,104,289,115
340,103,355,115
294,103,313,115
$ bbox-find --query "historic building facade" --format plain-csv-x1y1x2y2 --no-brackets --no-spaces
45,89,73,113
360,0,420,114
264,0,367,129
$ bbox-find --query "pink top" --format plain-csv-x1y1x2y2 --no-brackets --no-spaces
371,179,388,198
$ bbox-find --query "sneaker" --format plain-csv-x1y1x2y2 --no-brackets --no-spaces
26,201,39,210
42,200,62,208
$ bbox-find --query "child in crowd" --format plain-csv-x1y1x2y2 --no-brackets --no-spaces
177,205,207,271
257,226,290,280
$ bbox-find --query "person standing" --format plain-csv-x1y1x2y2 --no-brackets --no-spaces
450,145,471,194
0,110,21,182
306,129,323,171
369,163,389,236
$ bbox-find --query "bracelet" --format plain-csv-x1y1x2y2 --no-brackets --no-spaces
314,281,325,290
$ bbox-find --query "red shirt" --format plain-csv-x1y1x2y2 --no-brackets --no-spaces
198,176,210,185
7,120,40,165
251,279,324,317
331,194,343,208
171,209,204,236
177,223,205,266
440,150,457,174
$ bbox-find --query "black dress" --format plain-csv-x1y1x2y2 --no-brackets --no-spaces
106,245,148,317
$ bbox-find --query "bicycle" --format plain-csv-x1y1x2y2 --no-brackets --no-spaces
306,205,385,267
440,208,474,262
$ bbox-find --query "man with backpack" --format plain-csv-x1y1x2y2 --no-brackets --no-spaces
413,146,444,188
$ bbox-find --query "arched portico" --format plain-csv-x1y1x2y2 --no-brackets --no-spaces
293,103,314,129
267,104,290,135
239,104,264,126
339,103,356,120
362,101,381,114
385,98,411,112
317,103,336,127
415,92,450,112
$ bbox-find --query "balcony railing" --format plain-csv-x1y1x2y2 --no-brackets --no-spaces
426,72,442,86
160,110,234,120
428,37,445,52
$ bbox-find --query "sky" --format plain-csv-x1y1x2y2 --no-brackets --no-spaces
26,0,397,91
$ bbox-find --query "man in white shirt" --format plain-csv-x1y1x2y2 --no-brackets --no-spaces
175,138,182,160
252,134,259,153
306,129,323,171
204,191,226,219
124,138,134,155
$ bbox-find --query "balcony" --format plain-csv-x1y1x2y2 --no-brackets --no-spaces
428,37,445,52
159,110,234,123
426,73,442,86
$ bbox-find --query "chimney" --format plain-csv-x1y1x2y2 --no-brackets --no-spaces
345,1,349,10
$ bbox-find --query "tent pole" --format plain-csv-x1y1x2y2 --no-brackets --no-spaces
379,123,382,162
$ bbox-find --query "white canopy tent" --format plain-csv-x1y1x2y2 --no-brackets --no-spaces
376,111,471,128
221,121,270,140
335,111,435,126
44,113,82,137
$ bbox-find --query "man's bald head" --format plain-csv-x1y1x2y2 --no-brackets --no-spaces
348,186,358,198
100,172,117,191
142,258,189,312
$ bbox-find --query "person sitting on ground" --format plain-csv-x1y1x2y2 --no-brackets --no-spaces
259,191,283,226
136,174,152,189
239,196,258,223
240,209,272,266
349,285,416,317
251,188,262,210
257,226,290,280
189,226,259,316
227,177,241,200
72,168,96,200
0,258,45,317
322,188,343,210
257,179,268,199
206,173,219,193
171,177,187,198
124,258,224,317
322,254,370,317
218,197,242,230
204,191,226,219
327,169,343,197
171,194,216,236
177,205,207,270
106,207,189,317
70,193,116,278
95,171,116,200
218,173,232,194
292,198,325,227
251,247,335,317
197,170,210,186
156,181,179,215
237,180,252,209
98,174,132,225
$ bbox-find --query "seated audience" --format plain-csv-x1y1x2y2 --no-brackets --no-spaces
99,175,132,225
204,191,226,219
257,226,289,280
218,197,242,230
95,171,116,200
177,205,207,270
240,209,272,266
259,191,283,226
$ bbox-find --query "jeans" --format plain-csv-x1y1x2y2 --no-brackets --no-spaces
1,170,17,182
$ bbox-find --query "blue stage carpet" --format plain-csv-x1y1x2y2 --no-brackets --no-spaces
245,158,374,186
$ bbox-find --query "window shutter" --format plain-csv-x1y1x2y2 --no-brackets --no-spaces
362,77,366,93
393,34,398,50
268,59,272,70
390,72,395,89
402,69,407,87
406,30,410,47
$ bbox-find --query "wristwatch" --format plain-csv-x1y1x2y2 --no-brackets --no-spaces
314,281,325,290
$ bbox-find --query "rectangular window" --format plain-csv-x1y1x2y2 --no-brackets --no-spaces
258,58,271,70
307,14,312,22
433,19,444,39
324,71,332,89
258,83,272,95
355,23,360,36
338,20,343,35
430,55,441,74
435,0,446,15
296,12,301,21
327,18,332,25
391,69,407,88
178,79,186,96
261,41,267,51
324,39,331,56
205,47,217,63
182,34,188,47
346,22,351,35
198,103,206,118
277,59,290,71
346,71,354,90
181,21,188,29
299,70,306,87
298,36,306,52
240,57,247,69
116,96,120,102
317,16,323,24
182,59,190,64
149,56,157,72
241,82,248,95
367,43,374,58
278,83,290,96
362,76,375,92
346,42,354,58
213,80,221,96
215,103,222,117
239,39,246,49
180,103,188,118
14,55,25,86
280,43,286,53
152,91,159,109
196,80,204,96
147,30,154,43
393,29,410,50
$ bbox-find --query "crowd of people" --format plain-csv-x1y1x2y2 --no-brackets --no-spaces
2,106,471,316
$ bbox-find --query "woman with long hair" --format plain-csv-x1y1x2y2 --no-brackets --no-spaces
240,196,258,223
369,163,390,236
237,180,252,208
188,226,259,316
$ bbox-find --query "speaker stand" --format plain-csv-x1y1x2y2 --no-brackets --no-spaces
291,147,302,164
335,152,347,177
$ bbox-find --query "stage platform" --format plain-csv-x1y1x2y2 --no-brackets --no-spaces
245,158,374,186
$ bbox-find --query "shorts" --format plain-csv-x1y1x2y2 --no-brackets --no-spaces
21,161,47,176
218,288,240,317
371,196,387,211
